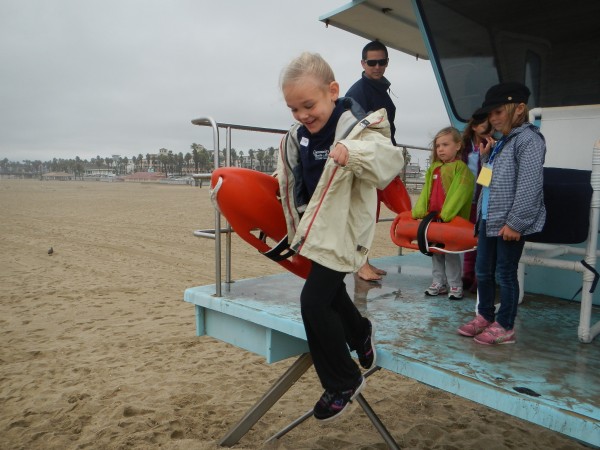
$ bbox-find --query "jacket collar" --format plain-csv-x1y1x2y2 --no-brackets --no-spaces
361,72,391,91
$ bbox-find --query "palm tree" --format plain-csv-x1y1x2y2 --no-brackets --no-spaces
256,149,265,172
32,160,42,176
191,143,207,172
158,153,168,176
74,156,83,179
184,152,192,173
192,148,199,172
230,148,238,167
199,149,209,172
267,146,276,172
248,149,255,170
105,157,113,172
176,152,184,175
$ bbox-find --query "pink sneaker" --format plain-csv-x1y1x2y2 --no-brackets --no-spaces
457,314,492,337
474,322,516,345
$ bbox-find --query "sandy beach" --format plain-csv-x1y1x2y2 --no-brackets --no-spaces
0,179,586,450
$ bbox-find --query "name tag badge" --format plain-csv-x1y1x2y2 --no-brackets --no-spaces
313,149,329,160
477,164,493,187
300,137,309,147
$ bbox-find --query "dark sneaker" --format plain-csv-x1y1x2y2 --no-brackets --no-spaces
313,377,365,422
356,319,376,369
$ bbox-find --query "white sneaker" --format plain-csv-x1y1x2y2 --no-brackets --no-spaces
448,286,464,300
425,282,448,296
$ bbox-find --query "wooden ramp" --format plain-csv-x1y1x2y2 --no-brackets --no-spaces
183,253,600,447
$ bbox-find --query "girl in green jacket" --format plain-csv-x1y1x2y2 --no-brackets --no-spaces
412,127,474,300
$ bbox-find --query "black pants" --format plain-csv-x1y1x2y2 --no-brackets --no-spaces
300,261,366,392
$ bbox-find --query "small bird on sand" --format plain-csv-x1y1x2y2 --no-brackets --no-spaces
48,247,54,255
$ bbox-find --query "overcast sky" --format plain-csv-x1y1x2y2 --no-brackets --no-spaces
0,0,448,165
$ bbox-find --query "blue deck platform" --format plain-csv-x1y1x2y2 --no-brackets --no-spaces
184,253,600,447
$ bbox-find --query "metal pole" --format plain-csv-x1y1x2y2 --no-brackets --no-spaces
579,139,600,342
219,353,313,447
225,126,232,284
355,394,400,450
210,119,222,296
264,366,400,448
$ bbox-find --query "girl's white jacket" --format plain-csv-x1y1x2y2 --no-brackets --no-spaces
277,106,404,273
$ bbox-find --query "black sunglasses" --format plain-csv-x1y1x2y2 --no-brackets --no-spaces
364,58,388,67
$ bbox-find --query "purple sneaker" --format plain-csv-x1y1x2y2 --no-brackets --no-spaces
313,377,365,422
357,319,376,369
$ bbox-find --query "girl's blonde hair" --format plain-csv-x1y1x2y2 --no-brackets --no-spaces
279,52,335,91
431,127,463,163
499,103,530,134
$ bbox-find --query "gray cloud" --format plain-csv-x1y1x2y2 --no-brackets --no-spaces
0,0,447,162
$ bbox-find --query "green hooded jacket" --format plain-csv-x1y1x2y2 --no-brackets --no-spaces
412,160,474,222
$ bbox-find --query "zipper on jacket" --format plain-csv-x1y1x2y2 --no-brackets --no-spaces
299,165,340,252
280,132,302,232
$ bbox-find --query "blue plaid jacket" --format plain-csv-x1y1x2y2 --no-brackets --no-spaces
477,123,546,237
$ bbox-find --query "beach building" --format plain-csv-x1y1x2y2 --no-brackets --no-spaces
41,171,73,181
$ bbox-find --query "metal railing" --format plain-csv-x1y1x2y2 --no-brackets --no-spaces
191,118,286,296
518,139,600,343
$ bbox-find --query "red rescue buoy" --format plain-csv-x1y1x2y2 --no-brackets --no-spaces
379,176,411,214
391,210,477,255
210,167,311,278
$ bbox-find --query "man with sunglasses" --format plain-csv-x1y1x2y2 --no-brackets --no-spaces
346,40,399,282
346,40,396,146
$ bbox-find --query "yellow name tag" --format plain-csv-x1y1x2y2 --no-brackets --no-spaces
477,165,493,187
